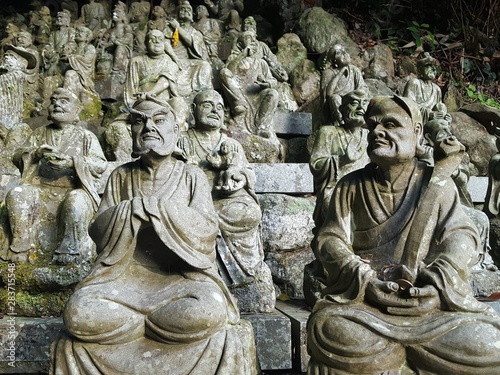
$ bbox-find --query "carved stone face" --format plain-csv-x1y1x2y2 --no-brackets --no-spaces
131,100,178,157
178,3,193,22
56,12,71,27
146,31,166,56
341,95,369,129
424,119,452,145
421,64,437,80
16,32,32,48
332,45,351,67
48,89,81,126
365,98,420,165
193,91,224,131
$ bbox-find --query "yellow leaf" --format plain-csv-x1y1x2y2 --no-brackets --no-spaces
172,29,179,47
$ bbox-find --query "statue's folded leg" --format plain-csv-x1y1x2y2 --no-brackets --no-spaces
64,287,145,345
407,320,500,374
307,308,407,374
146,279,228,344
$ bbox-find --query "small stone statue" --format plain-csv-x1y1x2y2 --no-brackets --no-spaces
4,88,107,265
178,89,276,313
204,0,243,36
207,138,247,191
309,89,371,228
160,0,178,17
194,5,223,67
403,52,444,123
96,1,133,80
78,0,106,36
220,30,279,137
28,5,52,46
51,96,257,375
306,95,500,374
128,0,151,54
41,10,76,77
164,1,213,99
320,44,367,125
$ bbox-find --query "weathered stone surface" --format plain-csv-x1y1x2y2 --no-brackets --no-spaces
284,137,310,163
276,33,309,77
295,7,360,62
460,103,500,133
365,78,396,97
266,248,315,298
290,59,321,108
362,43,395,83
450,111,497,175
468,176,488,203
274,111,312,136
243,310,292,371
253,164,314,193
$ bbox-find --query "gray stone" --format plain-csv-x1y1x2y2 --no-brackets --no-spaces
450,111,497,175
365,78,396,97
243,310,292,371
290,59,321,108
274,111,312,136
460,103,500,133
0,317,64,374
253,163,314,193
362,43,395,83
275,300,311,373
468,176,488,203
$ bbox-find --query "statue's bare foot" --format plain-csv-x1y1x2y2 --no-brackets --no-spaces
52,253,79,266
233,104,246,115
257,127,272,138
10,252,28,264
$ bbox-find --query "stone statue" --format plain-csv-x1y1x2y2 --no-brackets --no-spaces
7,31,41,110
160,0,178,17
165,1,214,99
204,0,243,36
61,25,100,119
207,137,247,192
28,5,52,46
485,126,500,220
0,23,20,51
306,95,500,374
148,5,168,32
220,30,279,138
423,118,497,272
41,10,76,78
178,89,276,313
320,44,367,125
78,0,106,36
403,52,444,123
96,2,133,80
51,97,257,375
194,5,223,67
0,50,33,199
309,89,371,228
4,88,106,265
104,28,182,162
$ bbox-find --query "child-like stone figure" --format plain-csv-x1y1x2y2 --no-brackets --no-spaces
207,138,246,191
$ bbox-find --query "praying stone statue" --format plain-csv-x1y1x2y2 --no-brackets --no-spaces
306,95,500,374
4,88,106,266
28,5,52,46
61,25,101,121
403,52,444,123
165,1,214,99
320,44,367,125
423,118,497,273
309,89,371,228
220,30,279,138
51,97,257,375
96,1,133,80
178,89,276,313
129,0,151,54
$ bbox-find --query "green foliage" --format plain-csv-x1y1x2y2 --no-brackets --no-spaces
407,21,436,50
465,84,500,109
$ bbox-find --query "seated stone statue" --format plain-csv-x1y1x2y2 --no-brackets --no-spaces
78,0,106,37
164,1,213,99
403,52,445,123
423,118,497,272
4,88,106,265
309,89,371,228
95,1,133,80
220,30,279,138
306,95,500,374
320,44,367,126
178,89,276,313
51,96,257,375
104,28,182,161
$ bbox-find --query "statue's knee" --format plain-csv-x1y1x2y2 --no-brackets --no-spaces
62,190,93,216
6,185,38,207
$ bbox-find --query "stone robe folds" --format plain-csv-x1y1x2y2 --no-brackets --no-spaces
308,160,500,374
52,159,256,375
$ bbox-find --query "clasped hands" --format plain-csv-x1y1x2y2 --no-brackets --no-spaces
36,144,74,170
365,278,440,316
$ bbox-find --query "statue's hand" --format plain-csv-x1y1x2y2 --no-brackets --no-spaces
365,278,418,310
386,285,440,316
44,152,74,170
167,19,180,30
35,144,56,160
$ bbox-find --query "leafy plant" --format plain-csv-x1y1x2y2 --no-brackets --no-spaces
406,21,436,50
465,84,500,109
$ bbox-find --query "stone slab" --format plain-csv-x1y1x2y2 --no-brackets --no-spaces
274,111,313,136
252,163,314,194
243,310,292,371
275,300,311,373
468,176,488,203
0,317,64,374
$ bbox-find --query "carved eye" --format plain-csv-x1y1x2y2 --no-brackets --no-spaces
385,122,396,129
216,104,223,111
